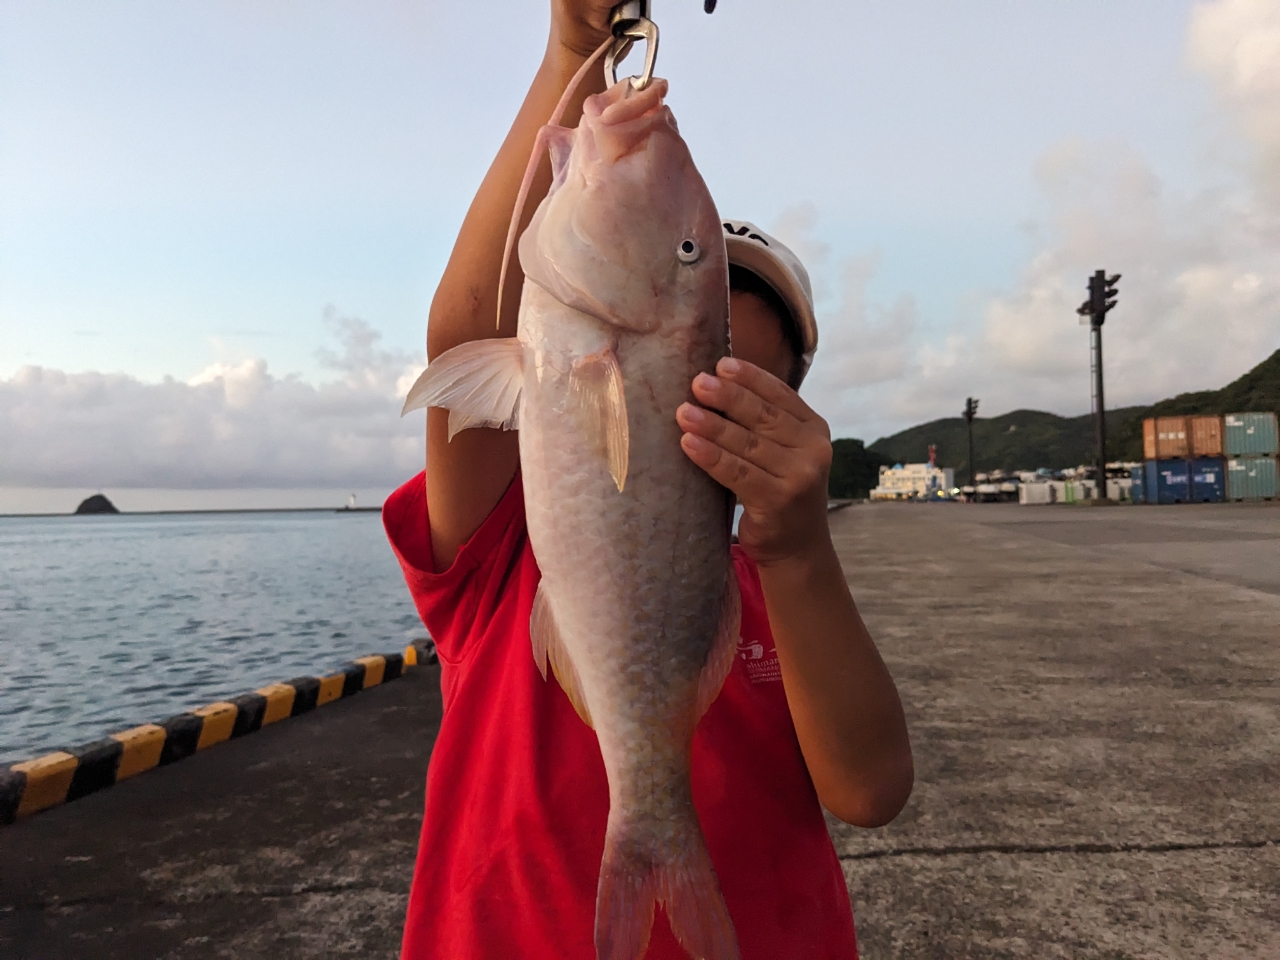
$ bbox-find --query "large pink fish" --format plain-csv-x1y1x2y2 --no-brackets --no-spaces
404,74,739,960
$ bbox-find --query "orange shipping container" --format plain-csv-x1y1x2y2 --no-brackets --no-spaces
1189,415,1224,457
1144,416,1190,459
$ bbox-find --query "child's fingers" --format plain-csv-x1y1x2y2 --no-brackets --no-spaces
715,357,821,426
690,372,806,449
679,432,779,504
676,403,790,479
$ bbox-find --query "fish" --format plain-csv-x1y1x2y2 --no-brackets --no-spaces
403,68,740,960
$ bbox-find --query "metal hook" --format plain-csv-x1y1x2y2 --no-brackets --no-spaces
605,2,659,91
609,0,649,30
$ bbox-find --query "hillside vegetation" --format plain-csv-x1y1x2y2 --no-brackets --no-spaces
828,439,892,499
1109,348,1280,460
866,407,1144,477
829,348,1280,485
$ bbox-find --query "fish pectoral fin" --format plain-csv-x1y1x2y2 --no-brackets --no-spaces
401,338,524,440
569,347,629,492
695,570,742,721
531,584,593,729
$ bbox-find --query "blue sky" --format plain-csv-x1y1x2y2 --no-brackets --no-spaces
2,0,1278,505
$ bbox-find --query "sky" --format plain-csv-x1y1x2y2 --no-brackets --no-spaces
2,0,1278,510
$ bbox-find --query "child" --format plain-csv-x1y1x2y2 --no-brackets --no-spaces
384,4,912,957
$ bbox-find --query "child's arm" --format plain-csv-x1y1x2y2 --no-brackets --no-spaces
677,359,915,828
424,2,613,572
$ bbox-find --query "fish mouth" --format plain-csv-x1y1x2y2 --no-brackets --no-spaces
581,78,673,163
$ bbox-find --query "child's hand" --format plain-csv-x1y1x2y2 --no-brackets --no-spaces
676,358,833,568
549,0,621,60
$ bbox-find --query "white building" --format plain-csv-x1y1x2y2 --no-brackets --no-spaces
871,463,955,501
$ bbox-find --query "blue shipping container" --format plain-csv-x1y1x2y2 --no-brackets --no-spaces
1145,459,1190,504
1130,466,1145,504
1189,457,1225,502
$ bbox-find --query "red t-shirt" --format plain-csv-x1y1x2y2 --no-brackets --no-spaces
384,472,858,960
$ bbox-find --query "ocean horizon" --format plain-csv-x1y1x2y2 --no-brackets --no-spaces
0,486,399,516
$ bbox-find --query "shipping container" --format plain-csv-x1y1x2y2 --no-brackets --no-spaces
1226,456,1279,501
1143,417,1190,459
1188,457,1225,503
1130,466,1145,504
1145,459,1190,504
1189,416,1224,457
1224,412,1279,456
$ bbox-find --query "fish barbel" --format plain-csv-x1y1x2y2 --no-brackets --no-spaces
404,74,740,960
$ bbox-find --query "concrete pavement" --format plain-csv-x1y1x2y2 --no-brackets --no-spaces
0,666,441,959
833,501,1280,959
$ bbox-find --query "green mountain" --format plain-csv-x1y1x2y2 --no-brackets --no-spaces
828,439,893,499
866,406,1145,479
828,348,1280,486
1109,348,1280,460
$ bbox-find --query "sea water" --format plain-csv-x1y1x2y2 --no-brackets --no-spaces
0,511,424,764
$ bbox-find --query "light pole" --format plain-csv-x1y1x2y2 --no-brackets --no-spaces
963,397,979,489
1076,270,1120,501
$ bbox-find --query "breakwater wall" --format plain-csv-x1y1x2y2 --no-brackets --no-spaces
0,640,437,826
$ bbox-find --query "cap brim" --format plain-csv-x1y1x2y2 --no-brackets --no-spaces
725,235,818,369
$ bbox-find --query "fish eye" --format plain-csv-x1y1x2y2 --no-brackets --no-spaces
677,238,701,263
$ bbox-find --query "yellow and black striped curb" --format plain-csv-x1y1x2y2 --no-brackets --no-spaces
0,640,437,826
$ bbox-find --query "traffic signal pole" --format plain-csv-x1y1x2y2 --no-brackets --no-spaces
963,397,979,490
1077,269,1120,502
1092,320,1106,502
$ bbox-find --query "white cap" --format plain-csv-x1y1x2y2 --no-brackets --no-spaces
722,219,818,383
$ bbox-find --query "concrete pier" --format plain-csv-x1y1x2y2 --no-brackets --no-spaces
0,667,441,959
834,501,1280,960
2,501,1277,958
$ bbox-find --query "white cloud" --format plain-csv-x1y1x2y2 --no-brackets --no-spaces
1188,0,1280,198
0,313,426,489
771,204,918,431
792,0,1280,444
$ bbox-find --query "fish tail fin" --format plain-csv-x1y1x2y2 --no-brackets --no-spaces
596,818,739,960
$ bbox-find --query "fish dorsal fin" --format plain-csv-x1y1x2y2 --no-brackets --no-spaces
695,570,742,721
570,347,630,492
531,583,594,729
401,338,524,440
